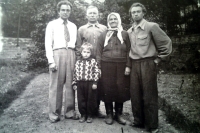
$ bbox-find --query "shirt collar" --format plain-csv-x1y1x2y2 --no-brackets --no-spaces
87,22,100,28
132,19,146,31
58,18,68,25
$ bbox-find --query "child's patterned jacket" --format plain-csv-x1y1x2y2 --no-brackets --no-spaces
72,57,101,86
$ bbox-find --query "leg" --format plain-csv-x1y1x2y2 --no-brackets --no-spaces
48,50,66,122
87,82,97,123
141,60,158,131
63,49,78,119
105,102,113,125
77,82,87,123
115,102,126,125
130,61,144,127
95,81,105,118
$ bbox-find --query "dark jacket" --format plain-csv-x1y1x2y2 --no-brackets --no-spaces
96,30,131,68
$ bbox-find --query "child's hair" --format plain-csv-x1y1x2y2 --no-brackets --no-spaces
80,42,94,55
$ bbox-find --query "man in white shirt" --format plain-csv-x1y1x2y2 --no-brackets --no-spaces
45,0,78,123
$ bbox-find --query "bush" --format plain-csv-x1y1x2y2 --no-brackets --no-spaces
159,42,200,74
26,1,57,69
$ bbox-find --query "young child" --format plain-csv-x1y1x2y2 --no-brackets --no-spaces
72,42,101,123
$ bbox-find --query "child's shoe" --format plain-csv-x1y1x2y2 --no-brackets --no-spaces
79,115,86,123
86,116,93,123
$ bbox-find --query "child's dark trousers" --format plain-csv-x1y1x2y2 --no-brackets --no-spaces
77,81,97,117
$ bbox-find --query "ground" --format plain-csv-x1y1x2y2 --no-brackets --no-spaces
0,73,182,133
1,38,199,133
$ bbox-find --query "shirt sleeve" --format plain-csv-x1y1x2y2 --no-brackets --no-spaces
151,24,172,60
123,31,132,68
96,32,106,69
75,27,83,59
92,59,100,85
45,22,54,64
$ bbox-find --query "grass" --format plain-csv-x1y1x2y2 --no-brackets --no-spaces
0,59,48,116
0,59,35,115
158,74,200,133
0,38,49,116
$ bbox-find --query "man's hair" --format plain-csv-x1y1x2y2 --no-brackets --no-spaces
57,0,72,12
86,6,99,15
129,2,147,15
80,42,94,54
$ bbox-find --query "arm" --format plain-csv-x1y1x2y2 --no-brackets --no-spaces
151,24,172,63
92,59,100,90
45,22,57,71
45,22,54,64
124,31,132,68
96,32,106,69
123,31,131,75
75,28,83,59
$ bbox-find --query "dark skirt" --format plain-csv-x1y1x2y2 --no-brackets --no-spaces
100,61,130,103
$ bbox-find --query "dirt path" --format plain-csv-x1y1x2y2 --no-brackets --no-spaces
0,73,182,133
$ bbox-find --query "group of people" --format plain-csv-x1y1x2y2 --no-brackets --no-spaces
45,1,172,133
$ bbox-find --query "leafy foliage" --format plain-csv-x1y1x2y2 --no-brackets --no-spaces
2,0,199,70
26,0,57,69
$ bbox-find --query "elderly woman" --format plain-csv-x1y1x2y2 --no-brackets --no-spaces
96,12,131,125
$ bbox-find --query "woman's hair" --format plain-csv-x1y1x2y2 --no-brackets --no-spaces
129,2,147,15
57,0,72,12
80,42,94,54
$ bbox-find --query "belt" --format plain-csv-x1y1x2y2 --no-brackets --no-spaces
131,57,156,62
53,47,75,51
68,47,75,50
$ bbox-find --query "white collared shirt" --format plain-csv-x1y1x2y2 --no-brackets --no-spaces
45,18,77,64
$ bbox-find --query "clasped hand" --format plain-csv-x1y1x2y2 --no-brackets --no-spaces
124,67,131,75
49,63,57,72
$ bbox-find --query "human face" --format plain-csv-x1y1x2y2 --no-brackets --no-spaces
86,8,99,23
130,6,144,23
108,14,118,28
58,5,71,20
81,49,91,59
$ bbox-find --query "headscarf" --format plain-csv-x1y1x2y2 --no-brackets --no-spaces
104,12,124,47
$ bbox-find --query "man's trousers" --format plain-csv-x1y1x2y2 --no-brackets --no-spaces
130,58,158,130
48,49,76,120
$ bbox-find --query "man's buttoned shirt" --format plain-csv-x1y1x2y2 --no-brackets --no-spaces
45,18,77,64
127,19,172,60
77,23,107,57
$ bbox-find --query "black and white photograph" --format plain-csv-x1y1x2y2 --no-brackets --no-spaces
0,0,199,133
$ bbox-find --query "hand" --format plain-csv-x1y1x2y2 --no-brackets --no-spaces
49,63,57,72
73,85,77,90
98,69,101,78
154,58,161,65
92,84,97,90
124,67,131,75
